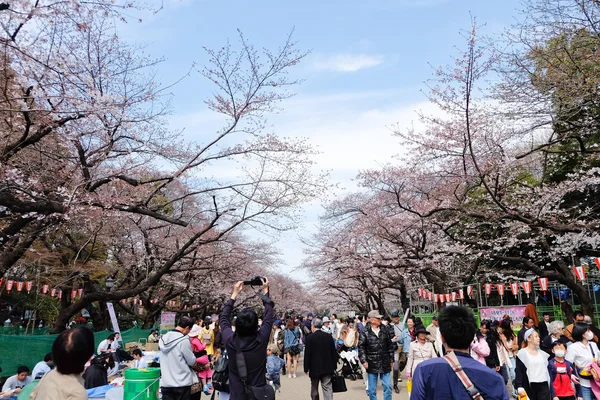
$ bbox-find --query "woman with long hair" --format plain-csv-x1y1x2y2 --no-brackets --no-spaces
284,319,300,378
471,321,491,365
515,329,551,400
499,319,518,397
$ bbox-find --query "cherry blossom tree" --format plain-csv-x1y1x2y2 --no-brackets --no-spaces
0,0,325,331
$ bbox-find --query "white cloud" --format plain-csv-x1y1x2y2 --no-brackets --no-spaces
311,53,385,72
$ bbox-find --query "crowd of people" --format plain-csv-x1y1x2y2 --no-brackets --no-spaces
3,278,600,400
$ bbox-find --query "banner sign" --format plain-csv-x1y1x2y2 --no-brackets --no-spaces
106,302,121,335
479,306,527,330
161,312,177,333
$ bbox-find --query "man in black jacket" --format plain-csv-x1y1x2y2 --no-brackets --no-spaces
304,317,339,400
358,310,394,400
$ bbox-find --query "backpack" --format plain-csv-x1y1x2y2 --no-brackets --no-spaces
202,331,212,345
212,350,229,392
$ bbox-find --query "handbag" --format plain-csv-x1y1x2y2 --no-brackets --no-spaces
234,336,275,400
331,370,347,393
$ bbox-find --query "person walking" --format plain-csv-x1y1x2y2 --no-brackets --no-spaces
518,317,536,348
358,310,395,400
390,311,404,391
426,316,443,357
410,306,509,400
565,322,599,400
284,319,301,378
565,312,585,342
540,320,570,356
406,326,438,380
304,317,339,400
515,329,551,400
159,316,198,400
219,278,275,400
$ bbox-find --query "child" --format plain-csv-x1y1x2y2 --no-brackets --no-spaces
132,349,148,369
266,344,285,391
548,341,581,400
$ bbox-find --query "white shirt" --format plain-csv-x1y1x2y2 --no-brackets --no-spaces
566,341,600,387
31,361,52,379
527,352,548,383
97,339,111,355
111,337,120,350
2,375,32,392
135,358,148,369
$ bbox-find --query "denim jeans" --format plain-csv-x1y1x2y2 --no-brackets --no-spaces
581,386,594,400
367,372,392,400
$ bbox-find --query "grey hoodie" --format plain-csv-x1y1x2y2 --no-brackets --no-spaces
159,330,197,388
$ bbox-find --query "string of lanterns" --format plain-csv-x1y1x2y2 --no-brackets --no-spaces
1,278,184,308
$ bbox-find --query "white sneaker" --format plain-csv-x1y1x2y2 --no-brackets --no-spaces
293,374,297,378
288,374,292,379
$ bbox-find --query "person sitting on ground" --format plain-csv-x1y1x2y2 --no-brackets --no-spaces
0,366,32,397
83,354,114,389
220,278,274,400
147,329,159,343
96,333,115,355
30,327,96,400
31,353,54,379
266,344,285,391
132,349,148,369
564,311,585,342
410,305,509,400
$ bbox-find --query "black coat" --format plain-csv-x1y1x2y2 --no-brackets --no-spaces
303,330,339,379
83,363,108,389
540,334,570,357
538,322,549,340
358,323,394,374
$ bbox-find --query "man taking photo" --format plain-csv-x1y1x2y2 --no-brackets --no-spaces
220,277,274,400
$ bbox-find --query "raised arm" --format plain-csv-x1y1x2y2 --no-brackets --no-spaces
258,277,275,342
219,281,244,346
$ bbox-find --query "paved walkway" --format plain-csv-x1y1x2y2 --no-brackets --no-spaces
275,366,409,400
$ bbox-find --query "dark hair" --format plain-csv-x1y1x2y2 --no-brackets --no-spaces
52,328,95,374
574,311,584,319
107,333,115,341
522,316,532,325
357,315,363,322
552,341,566,349
17,366,29,374
543,312,550,317
572,322,590,342
406,317,415,324
500,319,515,340
132,349,143,357
438,306,478,350
178,316,194,329
236,308,259,337
44,352,53,362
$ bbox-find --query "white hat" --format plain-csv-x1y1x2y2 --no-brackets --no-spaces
189,324,201,337
322,317,330,323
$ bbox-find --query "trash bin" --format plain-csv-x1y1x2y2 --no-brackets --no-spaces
123,368,160,400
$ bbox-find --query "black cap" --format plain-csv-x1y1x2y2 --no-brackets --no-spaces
432,316,438,321
391,311,400,318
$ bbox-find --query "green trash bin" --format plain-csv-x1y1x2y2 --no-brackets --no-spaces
124,367,160,400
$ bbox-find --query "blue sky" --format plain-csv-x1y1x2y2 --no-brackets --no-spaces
120,0,522,281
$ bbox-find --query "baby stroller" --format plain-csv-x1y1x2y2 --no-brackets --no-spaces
338,348,363,381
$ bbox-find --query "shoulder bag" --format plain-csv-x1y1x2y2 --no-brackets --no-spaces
443,351,484,400
234,336,275,400
212,350,230,392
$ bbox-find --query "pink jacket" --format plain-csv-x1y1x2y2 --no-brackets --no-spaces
190,337,206,354
470,336,490,365
196,354,212,379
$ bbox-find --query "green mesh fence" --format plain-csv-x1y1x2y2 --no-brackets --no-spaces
0,327,153,377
